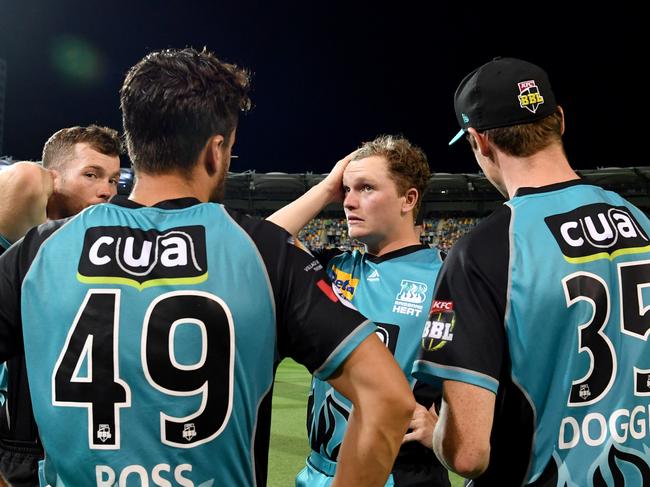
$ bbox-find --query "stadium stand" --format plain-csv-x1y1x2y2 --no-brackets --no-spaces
1,163,649,252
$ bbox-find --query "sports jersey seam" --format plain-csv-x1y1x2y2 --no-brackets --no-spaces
512,182,597,202
108,201,222,215
251,377,274,487
504,200,538,484
220,207,277,325
314,319,373,377
21,211,85,293
414,360,499,389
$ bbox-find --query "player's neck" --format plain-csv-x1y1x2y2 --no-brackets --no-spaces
500,144,579,198
365,226,422,257
129,171,210,206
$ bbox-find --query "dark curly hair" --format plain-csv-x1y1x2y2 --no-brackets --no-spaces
120,47,251,174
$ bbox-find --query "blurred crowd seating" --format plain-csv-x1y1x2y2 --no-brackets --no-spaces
297,216,481,253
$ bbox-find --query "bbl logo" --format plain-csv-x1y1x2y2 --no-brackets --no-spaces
97,424,112,443
183,423,197,442
421,300,455,351
517,80,545,114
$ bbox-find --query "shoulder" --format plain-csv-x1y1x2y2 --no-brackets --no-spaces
448,206,511,264
0,162,52,192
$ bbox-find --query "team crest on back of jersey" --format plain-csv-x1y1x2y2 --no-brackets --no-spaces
545,204,650,263
77,225,208,290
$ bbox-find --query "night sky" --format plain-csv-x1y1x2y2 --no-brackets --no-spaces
0,2,644,174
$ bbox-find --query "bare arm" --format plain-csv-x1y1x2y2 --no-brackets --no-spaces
0,162,54,243
267,152,355,236
432,380,495,478
327,334,415,487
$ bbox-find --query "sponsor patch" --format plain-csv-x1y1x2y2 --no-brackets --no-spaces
329,265,359,301
421,300,455,351
77,226,207,290
545,204,650,263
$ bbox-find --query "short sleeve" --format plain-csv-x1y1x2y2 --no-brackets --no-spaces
234,214,376,380
412,207,511,394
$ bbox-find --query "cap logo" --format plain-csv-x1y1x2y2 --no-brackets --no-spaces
461,113,469,123
517,80,545,114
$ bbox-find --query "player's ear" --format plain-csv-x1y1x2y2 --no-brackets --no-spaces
48,168,62,192
204,135,226,176
467,128,491,158
558,106,565,136
402,188,418,214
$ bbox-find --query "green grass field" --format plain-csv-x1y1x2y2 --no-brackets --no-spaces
268,359,464,487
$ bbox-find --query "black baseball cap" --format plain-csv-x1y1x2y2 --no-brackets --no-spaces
449,57,557,145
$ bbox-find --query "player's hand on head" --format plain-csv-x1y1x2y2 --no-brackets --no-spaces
401,402,437,449
321,151,357,204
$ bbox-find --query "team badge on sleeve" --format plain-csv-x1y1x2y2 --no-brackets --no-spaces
421,300,455,351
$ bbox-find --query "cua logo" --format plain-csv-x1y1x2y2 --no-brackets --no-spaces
78,225,208,289
545,204,650,263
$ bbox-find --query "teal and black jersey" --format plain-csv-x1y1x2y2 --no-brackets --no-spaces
0,196,374,487
306,245,443,470
0,235,10,254
414,180,650,486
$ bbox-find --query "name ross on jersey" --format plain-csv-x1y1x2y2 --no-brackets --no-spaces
96,463,194,487
559,404,650,449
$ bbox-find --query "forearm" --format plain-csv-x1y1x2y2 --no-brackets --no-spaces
333,398,411,486
328,336,415,486
267,183,335,236
432,381,494,478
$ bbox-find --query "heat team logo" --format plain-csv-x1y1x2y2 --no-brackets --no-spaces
77,225,208,290
393,280,427,317
545,204,650,263
421,300,455,351
518,80,545,113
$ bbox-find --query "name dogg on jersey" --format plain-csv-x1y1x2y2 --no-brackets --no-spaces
545,204,650,263
559,404,650,449
78,226,208,288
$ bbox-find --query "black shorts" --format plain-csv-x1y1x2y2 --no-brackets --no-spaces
0,438,43,487
392,459,451,487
